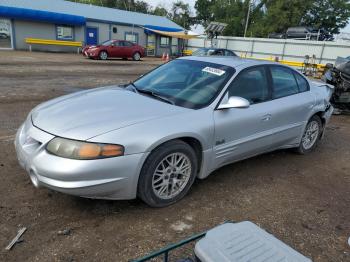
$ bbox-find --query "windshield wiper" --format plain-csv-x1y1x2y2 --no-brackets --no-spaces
136,89,175,105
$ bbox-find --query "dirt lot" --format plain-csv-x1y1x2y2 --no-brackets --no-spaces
0,51,349,262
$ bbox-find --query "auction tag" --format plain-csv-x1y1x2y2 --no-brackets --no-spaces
202,67,226,76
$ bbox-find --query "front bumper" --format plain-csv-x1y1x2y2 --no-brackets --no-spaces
15,120,148,200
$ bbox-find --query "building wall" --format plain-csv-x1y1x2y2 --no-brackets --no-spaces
11,19,179,55
110,24,146,46
13,20,84,52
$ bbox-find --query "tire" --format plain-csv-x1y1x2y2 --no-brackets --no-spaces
296,115,322,154
99,51,108,60
132,52,141,61
137,140,198,207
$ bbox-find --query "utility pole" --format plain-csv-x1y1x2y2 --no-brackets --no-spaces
244,0,251,38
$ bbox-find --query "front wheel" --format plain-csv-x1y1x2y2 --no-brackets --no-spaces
132,52,141,61
296,115,322,154
137,140,197,207
99,51,108,60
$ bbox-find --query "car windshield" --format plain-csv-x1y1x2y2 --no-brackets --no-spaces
193,48,210,56
101,40,114,46
132,59,235,109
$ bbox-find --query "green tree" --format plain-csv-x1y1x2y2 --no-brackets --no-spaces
170,1,193,29
194,0,350,37
194,0,213,27
152,5,169,17
256,0,313,37
302,0,350,34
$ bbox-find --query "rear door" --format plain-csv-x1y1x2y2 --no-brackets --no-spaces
121,41,135,57
213,66,274,168
266,65,315,148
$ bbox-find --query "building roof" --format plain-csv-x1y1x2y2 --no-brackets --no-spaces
0,0,183,30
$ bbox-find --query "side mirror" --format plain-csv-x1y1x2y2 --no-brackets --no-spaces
218,96,250,110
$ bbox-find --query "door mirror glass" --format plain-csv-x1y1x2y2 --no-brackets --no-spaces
218,96,250,109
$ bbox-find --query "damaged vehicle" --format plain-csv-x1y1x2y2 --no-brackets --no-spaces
15,57,333,207
324,56,350,113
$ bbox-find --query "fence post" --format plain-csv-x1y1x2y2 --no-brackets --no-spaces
250,39,255,57
319,42,326,64
281,41,286,60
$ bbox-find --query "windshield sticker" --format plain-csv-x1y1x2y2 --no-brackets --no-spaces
202,67,226,76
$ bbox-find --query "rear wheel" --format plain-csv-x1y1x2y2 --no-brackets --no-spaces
137,140,197,207
132,52,141,61
99,51,108,60
296,115,322,154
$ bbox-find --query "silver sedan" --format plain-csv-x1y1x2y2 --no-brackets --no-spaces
15,57,333,207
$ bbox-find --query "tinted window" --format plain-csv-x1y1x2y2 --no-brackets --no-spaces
123,41,133,47
270,66,299,98
294,72,309,92
227,67,270,104
213,50,224,56
225,50,235,56
192,48,208,56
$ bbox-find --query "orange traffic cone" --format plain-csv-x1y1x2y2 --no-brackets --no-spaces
165,53,170,62
161,52,165,61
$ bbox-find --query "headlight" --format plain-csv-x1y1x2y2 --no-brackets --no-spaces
46,137,124,160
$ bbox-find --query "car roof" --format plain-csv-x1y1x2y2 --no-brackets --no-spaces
179,56,277,69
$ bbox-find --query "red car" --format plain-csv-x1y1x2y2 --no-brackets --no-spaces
82,40,145,61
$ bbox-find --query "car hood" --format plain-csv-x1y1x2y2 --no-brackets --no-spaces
31,86,189,140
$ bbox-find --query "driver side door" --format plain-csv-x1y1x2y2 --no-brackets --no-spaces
213,66,275,169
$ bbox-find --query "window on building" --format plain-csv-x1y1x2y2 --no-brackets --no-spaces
112,27,117,34
56,25,74,40
160,36,169,46
125,32,138,44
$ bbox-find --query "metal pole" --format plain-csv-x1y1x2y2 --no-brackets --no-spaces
244,0,251,38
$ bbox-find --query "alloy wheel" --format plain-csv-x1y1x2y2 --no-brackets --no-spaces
100,51,108,60
152,153,192,200
302,120,319,150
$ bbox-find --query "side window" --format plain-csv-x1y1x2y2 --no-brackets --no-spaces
225,50,234,56
270,66,299,99
123,41,133,47
294,72,309,92
227,67,270,104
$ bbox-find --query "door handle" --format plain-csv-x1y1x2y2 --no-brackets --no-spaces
261,114,272,121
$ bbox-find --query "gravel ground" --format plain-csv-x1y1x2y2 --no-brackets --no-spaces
0,51,349,262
